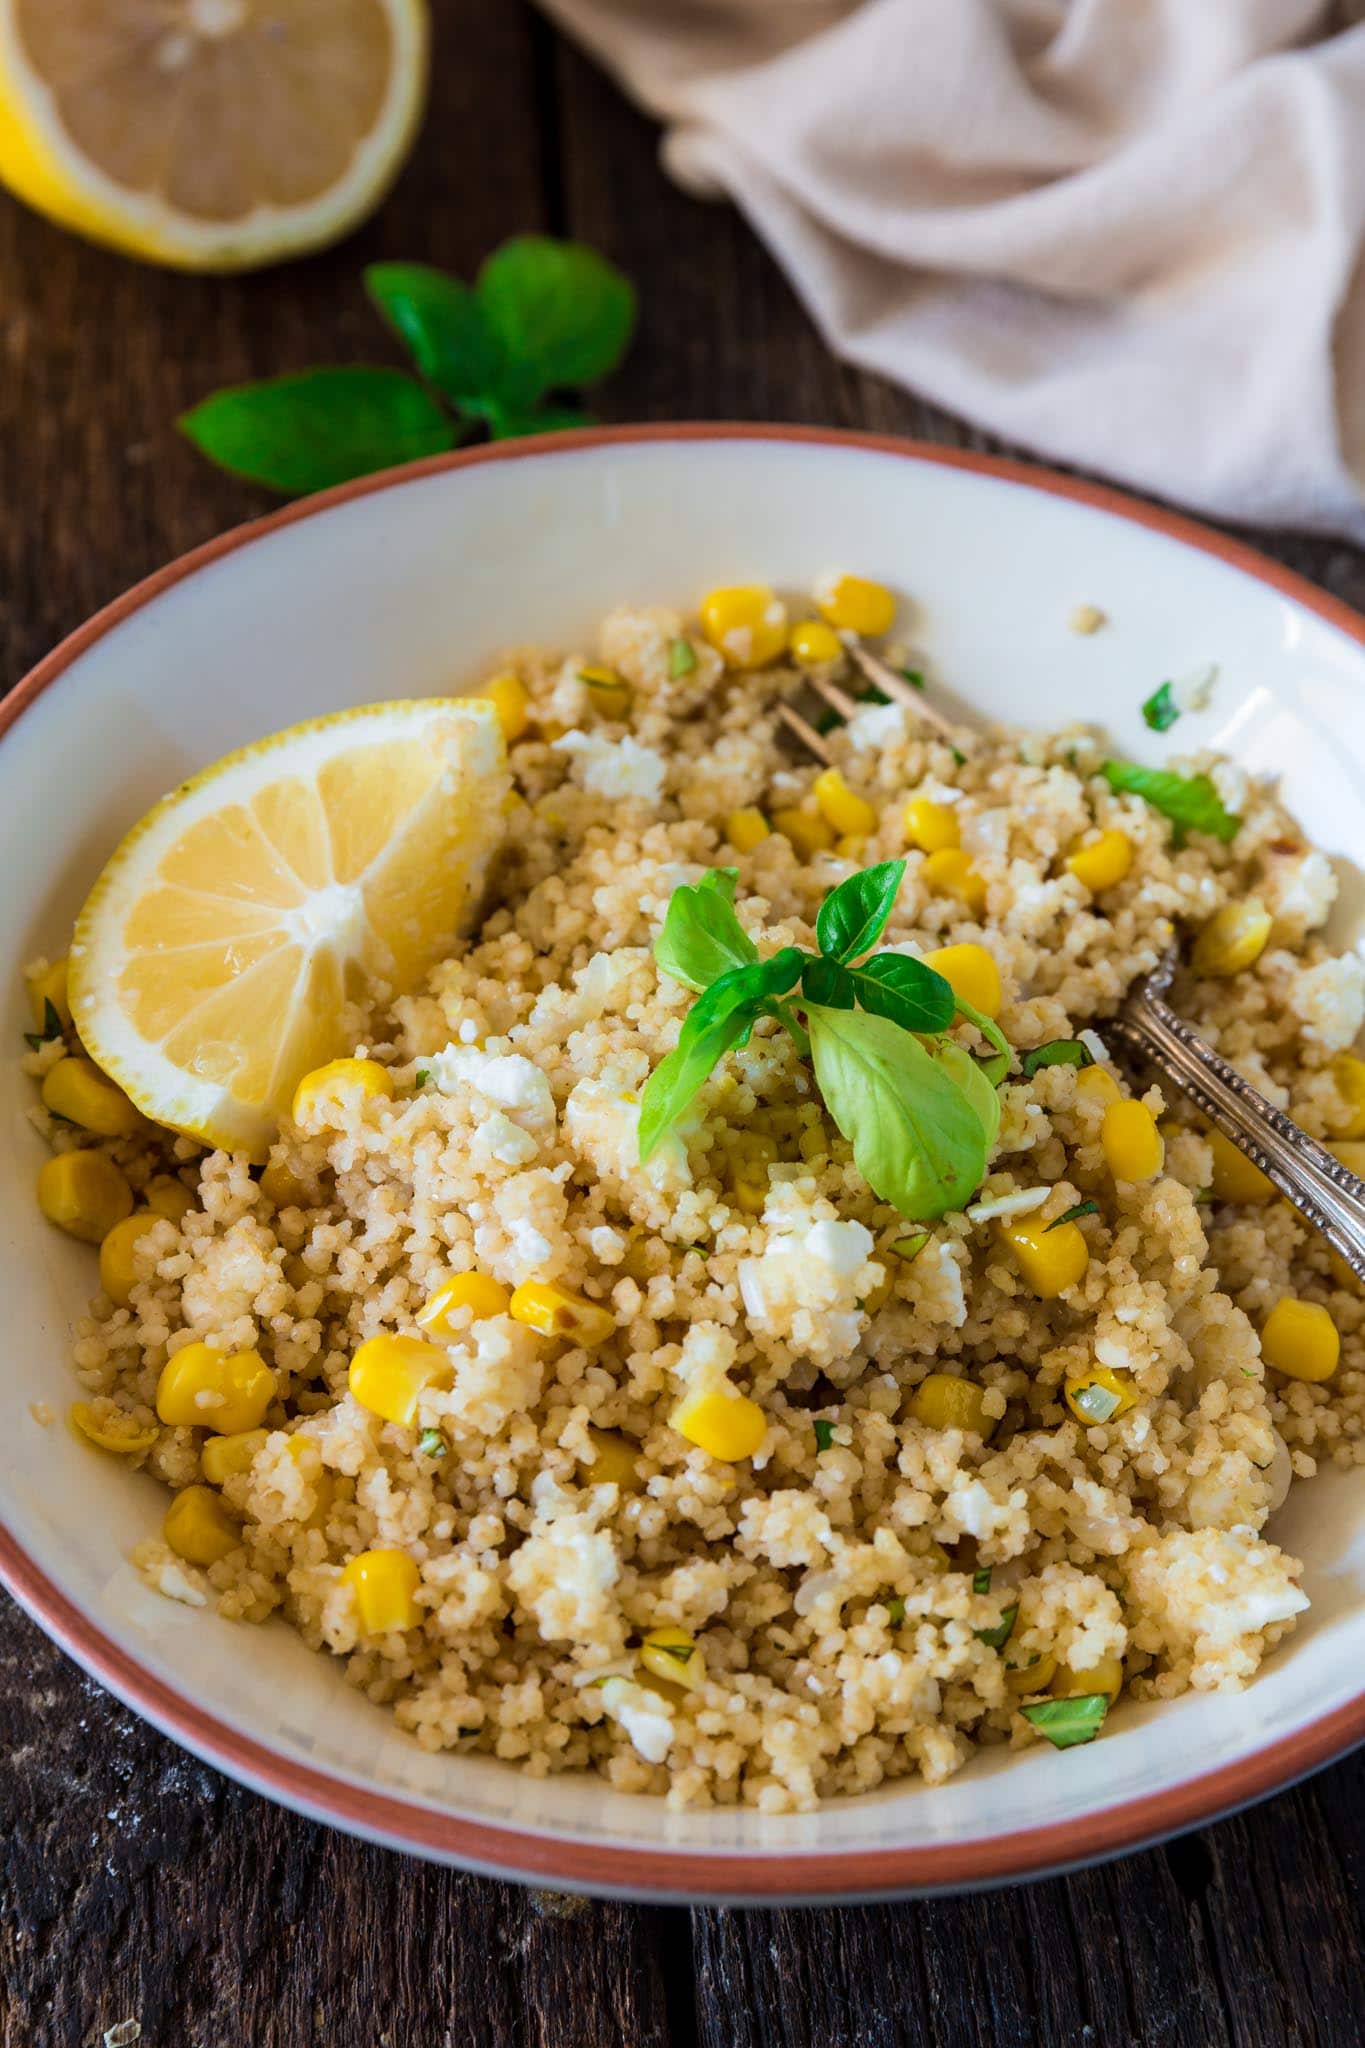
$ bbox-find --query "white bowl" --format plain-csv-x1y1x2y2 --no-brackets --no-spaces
4,425,1364,1902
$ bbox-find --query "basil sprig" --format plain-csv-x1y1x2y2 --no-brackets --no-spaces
1020,1694,1110,1749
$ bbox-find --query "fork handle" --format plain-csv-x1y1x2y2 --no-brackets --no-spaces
1110,981,1365,1285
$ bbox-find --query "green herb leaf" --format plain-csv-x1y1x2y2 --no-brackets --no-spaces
1047,1200,1099,1231
475,399,595,441
417,1428,448,1459
1020,1038,1094,1079
654,870,758,993
806,1005,989,1220
885,1595,907,1624
814,1419,836,1452
953,996,1011,1086
639,951,803,1159
1020,1694,1110,1749
1101,760,1240,845
476,236,636,408
668,638,698,679
801,955,857,1009
414,1069,431,1089
815,860,905,963
974,1603,1018,1651
1141,681,1180,733
179,368,457,495
899,668,926,692
849,952,957,1036
363,262,504,409
932,1038,1002,1154
972,1567,992,1594
653,1641,697,1667
23,997,64,1052
890,1231,930,1261
950,746,967,767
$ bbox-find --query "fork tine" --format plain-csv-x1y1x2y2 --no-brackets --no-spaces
806,672,862,723
843,636,962,741
777,702,834,763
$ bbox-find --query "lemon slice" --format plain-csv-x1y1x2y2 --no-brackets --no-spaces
69,700,508,1160
0,0,428,272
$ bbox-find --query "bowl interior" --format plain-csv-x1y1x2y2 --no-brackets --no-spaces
4,431,1365,1894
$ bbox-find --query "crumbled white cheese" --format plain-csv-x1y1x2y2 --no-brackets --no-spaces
554,730,667,803
434,1048,556,1128
1078,1028,1110,1064
599,1676,674,1762
966,1187,1049,1224
844,702,906,751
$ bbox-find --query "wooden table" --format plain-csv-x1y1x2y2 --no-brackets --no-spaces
3,7,1365,2043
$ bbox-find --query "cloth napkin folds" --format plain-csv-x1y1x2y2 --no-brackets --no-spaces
539,0,1365,540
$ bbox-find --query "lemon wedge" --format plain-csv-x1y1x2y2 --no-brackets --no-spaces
69,700,508,1160
0,0,429,272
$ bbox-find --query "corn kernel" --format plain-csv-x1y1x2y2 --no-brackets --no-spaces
480,672,530,743
790,619,843,666
1075,1066,1123,1109
999,1216,1089,1298
509,1281,615,1346
1005,1652,1057,1694
144,1174,195,1223
1261,1298,1339,1382
922,943,1002,1019
1064,1366,1136,1426
341,1548,422,1633
201,1428,269,1485
291,1057,393,1126
42,1056,143,1137
1101,1099,1165,1182
164,1485,241,1566
640,1625,706,1694
37,1150,133,1243
903,798,960,855
349,1334,451,1427
1065,829,1133,894
922,846,987,914
1331,1054,1365,1139
727,1133,777,1216
671,1384,767,1462
259,1156,313,1210
98,1210,162,1308
69,1401,158,1456
1207,1126,1274,1204
26,956,71,1031
725,807,770,854
815,573,896,637
772,806,836,859
1192,899,1272,978
587,1427,642,1491
156,1343,277,1434
578,664,633,720
417,1271,511,1336
1050,1655,1124,1702
908,1372,992,1436
699,585,788,669
813,768,877,839
835,835,867,862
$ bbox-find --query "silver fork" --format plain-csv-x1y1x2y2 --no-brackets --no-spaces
783,634,1365,1285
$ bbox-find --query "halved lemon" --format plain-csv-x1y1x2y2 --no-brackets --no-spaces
0,0,429,272
69,700,508,1159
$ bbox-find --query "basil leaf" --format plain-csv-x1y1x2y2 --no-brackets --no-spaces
850,953,957,1035
417,1428,448,1458
1020,1038,1093,1078
1141,681,1180,733
654,870,757,993
668,638,698,679
1020,1694,1109,1749
1047,1200,1099,1231
179,368,457,496
890,1231,930,1261
363,263,504,409
974,1602,1018,1651
476,237,636,408
475,399,595,441
972,1567,992,1594
23,997,64,1052
638,952,803,1160
813,1419,835,1452
815,860,905,963
1100,760,1240,846
885,1596,907,1624
414,1069,431,1090
953,996,1011,1085
806,1005,989,1220
933,1039,1001,1153
801,955,855,1008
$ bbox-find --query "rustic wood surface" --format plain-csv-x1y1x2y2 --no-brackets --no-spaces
3,6,1365,2044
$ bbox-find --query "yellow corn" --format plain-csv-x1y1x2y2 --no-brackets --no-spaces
999,1215,1089,1298
1050,1655,1124,1702
908,1372,992,1436
98,1210,162,1309
69,1402,158,1457
416,1271,511,1335
772,806,836,859
640,1625,706,1694
509,1281,616,1346
144,1175,195,1223
156,1343,277,1435
341,1548,422,1633
42,1056,143,1137
816,573,896,637
291,1058,393,1126
835,834,867,862
259,1156,313,1210
922,847,987,914
699,585,788,669
587,1427,642,1491
902,798,960,855
1207,1126,1274,1204
922,943,1002,1019
1101,1099,1165,1182
1192,899,1272,978
1261,1298,1339,1383
725,807,770,854
790,619,843,666
164,1485,241,1566
26,956,71,1030
480,672,530,743
1331,1054,1365,1139
813,768,877,839
671,1383,766,1462
1064,1366,1137,1426
579,664,633,720
1005,1652,1058,1694
201,1428,269,1485
349,1334,451,1427
1065,829,1133,894
37,1150,133,1244
727,1133,778,1216
1075,1066,1122,1109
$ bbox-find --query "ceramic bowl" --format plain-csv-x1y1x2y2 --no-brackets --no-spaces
4,426,1364,1902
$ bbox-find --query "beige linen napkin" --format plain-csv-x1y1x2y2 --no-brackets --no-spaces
539,0,1365,540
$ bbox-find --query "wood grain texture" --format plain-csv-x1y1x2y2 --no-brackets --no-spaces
2,4,1364,2044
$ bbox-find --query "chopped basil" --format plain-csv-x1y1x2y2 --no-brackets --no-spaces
1019,1038,1093,1079
1072,1382,1121,1423
1194,1187,1213,1205
1141,681,1180,733
974,1602,1018,1652
972,1567,992,1594
885,1596,906,1624
668,637,698,679
23,997,64,1052
414,1069,431,1089
1047,1200,1099,1232
1100,760,1240,846
950,746,967,767
899,668,925,692
890,1231,931,1261
653,1641,697,1666
1020,1693,1109,1749
814,1419,836,1452
417,1428,448,1458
